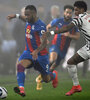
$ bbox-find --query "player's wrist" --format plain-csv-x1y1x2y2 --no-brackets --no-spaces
16,14,20,18
50,31,55,35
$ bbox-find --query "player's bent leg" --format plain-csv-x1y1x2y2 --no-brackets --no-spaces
14,59,32,97
36,74,42,90
50,62,57,72
35,54,58,89
49,52,58,71
36,52,59,90
66,53,84,96
50,56,61,72
49,52,58,64
19,59,32,68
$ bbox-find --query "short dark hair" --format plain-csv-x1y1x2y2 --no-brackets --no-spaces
74,1,87,12
64,5,74,11
25,5,37,12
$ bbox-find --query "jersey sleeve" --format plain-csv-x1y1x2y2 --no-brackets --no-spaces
39,25,46,37
50,18,59,27
72,17,83,27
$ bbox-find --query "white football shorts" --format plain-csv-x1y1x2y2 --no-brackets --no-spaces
77,45,90,60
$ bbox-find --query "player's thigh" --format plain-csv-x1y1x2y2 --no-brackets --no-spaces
67,53,85,65
49,52,58,62
18,59,32,68
18,50,33,68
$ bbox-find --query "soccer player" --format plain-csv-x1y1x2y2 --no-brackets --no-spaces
50,5,60,19
45,0,89,96
7,5,58,97
36,5,80,90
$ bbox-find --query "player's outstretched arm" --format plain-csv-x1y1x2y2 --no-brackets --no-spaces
7,14,26,22
45,22,75,37
63,32,80,40
7,14,16,21
53,22,75,35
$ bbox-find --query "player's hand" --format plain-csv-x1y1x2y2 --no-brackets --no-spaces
31,50,38,60
63,32,70,37
7,14,16,21
42,32,51,39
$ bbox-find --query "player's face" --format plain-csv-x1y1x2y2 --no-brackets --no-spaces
64,8,73,20
74,7,81,16
25,9,37,23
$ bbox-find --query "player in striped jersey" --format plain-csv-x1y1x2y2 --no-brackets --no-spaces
7,5,58,97
44,1,89,96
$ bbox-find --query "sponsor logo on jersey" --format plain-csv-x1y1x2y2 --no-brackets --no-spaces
26,25,32,39
26,34,33,39
26,25,31,34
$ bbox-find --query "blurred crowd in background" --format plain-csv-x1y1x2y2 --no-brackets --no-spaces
0,0,90,76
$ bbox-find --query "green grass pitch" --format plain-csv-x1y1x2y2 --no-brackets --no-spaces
0,70,90,100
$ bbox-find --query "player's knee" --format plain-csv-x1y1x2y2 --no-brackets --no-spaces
67,59,77,65
44,80,49,83
67,59,72,65
42,77,50,83
17,64,25,72
67,59,74,65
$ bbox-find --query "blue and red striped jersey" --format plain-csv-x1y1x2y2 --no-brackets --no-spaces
50,17,79,57
25,19,48,56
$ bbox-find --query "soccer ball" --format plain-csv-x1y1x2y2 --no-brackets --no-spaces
0,87,7,99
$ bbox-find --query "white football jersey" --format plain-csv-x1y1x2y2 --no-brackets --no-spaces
72,12,90,49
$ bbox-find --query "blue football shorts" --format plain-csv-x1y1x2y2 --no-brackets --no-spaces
19,50,50,75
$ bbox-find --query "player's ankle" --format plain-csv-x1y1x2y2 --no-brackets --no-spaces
19,86,24,90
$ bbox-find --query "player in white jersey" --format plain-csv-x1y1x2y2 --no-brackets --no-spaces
44,1,89,96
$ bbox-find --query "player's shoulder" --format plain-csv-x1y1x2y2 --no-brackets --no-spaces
52,17,63,22
50,17,63,25
59,17,64,20
38,19,46,27
79,12,87,18
55,17,66,23
52,18,59,21
36,19,46,31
